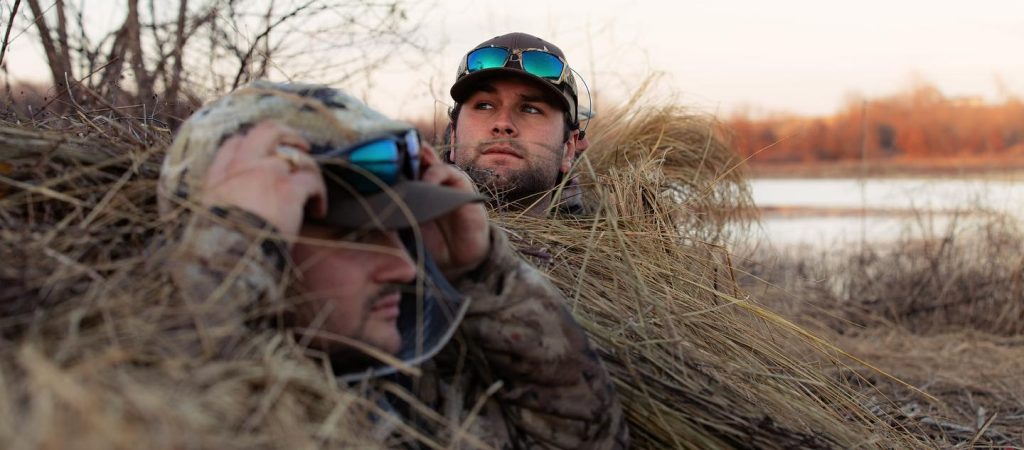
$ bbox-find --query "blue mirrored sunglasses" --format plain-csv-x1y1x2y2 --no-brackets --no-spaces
464,46,569,84
314,129,421,193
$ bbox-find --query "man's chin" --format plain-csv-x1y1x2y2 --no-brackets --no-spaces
470,159,520,176
325,326,401,374
362,321,402,356
461,164,506,187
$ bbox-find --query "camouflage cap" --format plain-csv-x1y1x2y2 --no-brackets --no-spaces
451,32,579,127
159,81,482,229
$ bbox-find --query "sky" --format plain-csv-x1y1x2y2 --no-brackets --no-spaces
360,0,1024,120
5,0,1024,120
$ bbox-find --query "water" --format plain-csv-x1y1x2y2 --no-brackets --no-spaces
748,177,1024,248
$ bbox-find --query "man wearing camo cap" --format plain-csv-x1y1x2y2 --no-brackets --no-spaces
159,81,627,448
446,32,591,216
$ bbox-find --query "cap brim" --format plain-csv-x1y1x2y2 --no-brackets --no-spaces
450,68,571,112
319,181,485,230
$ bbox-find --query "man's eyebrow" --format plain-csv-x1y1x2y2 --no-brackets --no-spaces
474,83,497,94
472,83,553,105
518,93,549,104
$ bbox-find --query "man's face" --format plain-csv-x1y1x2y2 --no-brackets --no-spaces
290,226,416,355
452,77,577,206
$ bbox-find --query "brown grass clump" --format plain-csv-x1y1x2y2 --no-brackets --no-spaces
0,119,423,449
1,88,931,448
747,212,1024,337
834,329,1024,446
582,81,755,242
743,214,1024,447
832,215,1024,336
492,88,926,449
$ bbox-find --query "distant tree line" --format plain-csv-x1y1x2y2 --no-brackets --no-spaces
727,83,1024,164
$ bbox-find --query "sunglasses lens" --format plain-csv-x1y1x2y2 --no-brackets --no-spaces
466,47,509,72
521,51,564,80
404,130,421,178
345,140,400,192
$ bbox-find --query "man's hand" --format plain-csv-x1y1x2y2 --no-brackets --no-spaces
200,120,327,238
419,144,490,280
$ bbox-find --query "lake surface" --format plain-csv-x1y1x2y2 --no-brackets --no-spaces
747,177,1024,248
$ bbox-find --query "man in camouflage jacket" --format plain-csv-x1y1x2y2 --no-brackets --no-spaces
158,81,627,449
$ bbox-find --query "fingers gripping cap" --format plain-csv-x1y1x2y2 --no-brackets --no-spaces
450,32,579,127
158,81,480,228
160,82,479,383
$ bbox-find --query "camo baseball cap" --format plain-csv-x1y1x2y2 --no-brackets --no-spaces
451,32,579,126
159,81,483,229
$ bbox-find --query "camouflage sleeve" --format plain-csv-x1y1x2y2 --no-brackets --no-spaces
164,206,288,356
452,225,629,450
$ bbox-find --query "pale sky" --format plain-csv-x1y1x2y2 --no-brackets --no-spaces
5,0,1024,120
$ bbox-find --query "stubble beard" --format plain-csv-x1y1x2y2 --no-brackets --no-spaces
455,139,562,209
322,286,404,371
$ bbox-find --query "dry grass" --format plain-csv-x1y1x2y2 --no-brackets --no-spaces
0,118,415,449
581,79,756,242
492,89,927,449
0,85,943,449
834,329,1024,447
742,212,1024,447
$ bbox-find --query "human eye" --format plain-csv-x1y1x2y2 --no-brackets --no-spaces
521,103,544,115
472,101,494,110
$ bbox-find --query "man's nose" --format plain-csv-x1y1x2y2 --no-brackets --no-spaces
370,231,417,284
491,108,518,137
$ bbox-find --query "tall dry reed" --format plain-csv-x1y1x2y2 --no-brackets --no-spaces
492,85,927,449
0,84,931,449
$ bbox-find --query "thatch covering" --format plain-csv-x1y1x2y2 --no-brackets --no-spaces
0,120,407,449
492,89,926,449
1,91,926,448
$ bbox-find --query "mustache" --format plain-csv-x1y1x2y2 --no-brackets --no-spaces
371,282,443,305
472,138,527,155
370,285,408,305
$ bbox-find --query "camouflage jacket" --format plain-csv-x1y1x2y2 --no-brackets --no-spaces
166,206,628,449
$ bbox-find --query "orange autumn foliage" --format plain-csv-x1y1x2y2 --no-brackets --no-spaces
728,83,1024,164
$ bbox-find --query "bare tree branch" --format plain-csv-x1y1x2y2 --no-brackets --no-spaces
99,17,129,102
165,0,188,118
125,0,153,105
70,1,96,81
0,0,22,71
255,0,273,79
26,0,72,112
230,0,317,89
54,0,71,75
19,0,423,124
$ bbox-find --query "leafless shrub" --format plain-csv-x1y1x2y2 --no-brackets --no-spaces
749,212,1024,336
4,0,423,126
741,211,1024,448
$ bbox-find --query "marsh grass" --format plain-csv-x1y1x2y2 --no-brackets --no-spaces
493,89,929,449
0,115,418,449
0,84,941,449
742,211,1024,447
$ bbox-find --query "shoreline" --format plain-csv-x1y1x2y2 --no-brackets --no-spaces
748,158,1024,180
755,205,1000,219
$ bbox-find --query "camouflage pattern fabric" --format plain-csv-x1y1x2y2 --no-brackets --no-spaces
165,205,628,449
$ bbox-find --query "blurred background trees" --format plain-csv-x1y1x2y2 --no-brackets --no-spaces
728,82,1024,164
2,0,421,127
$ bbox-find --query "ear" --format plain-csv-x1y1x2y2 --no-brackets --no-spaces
560,129,579,173
574,131,590,155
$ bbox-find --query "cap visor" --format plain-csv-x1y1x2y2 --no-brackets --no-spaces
450,68,570,111
320,181,484,229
